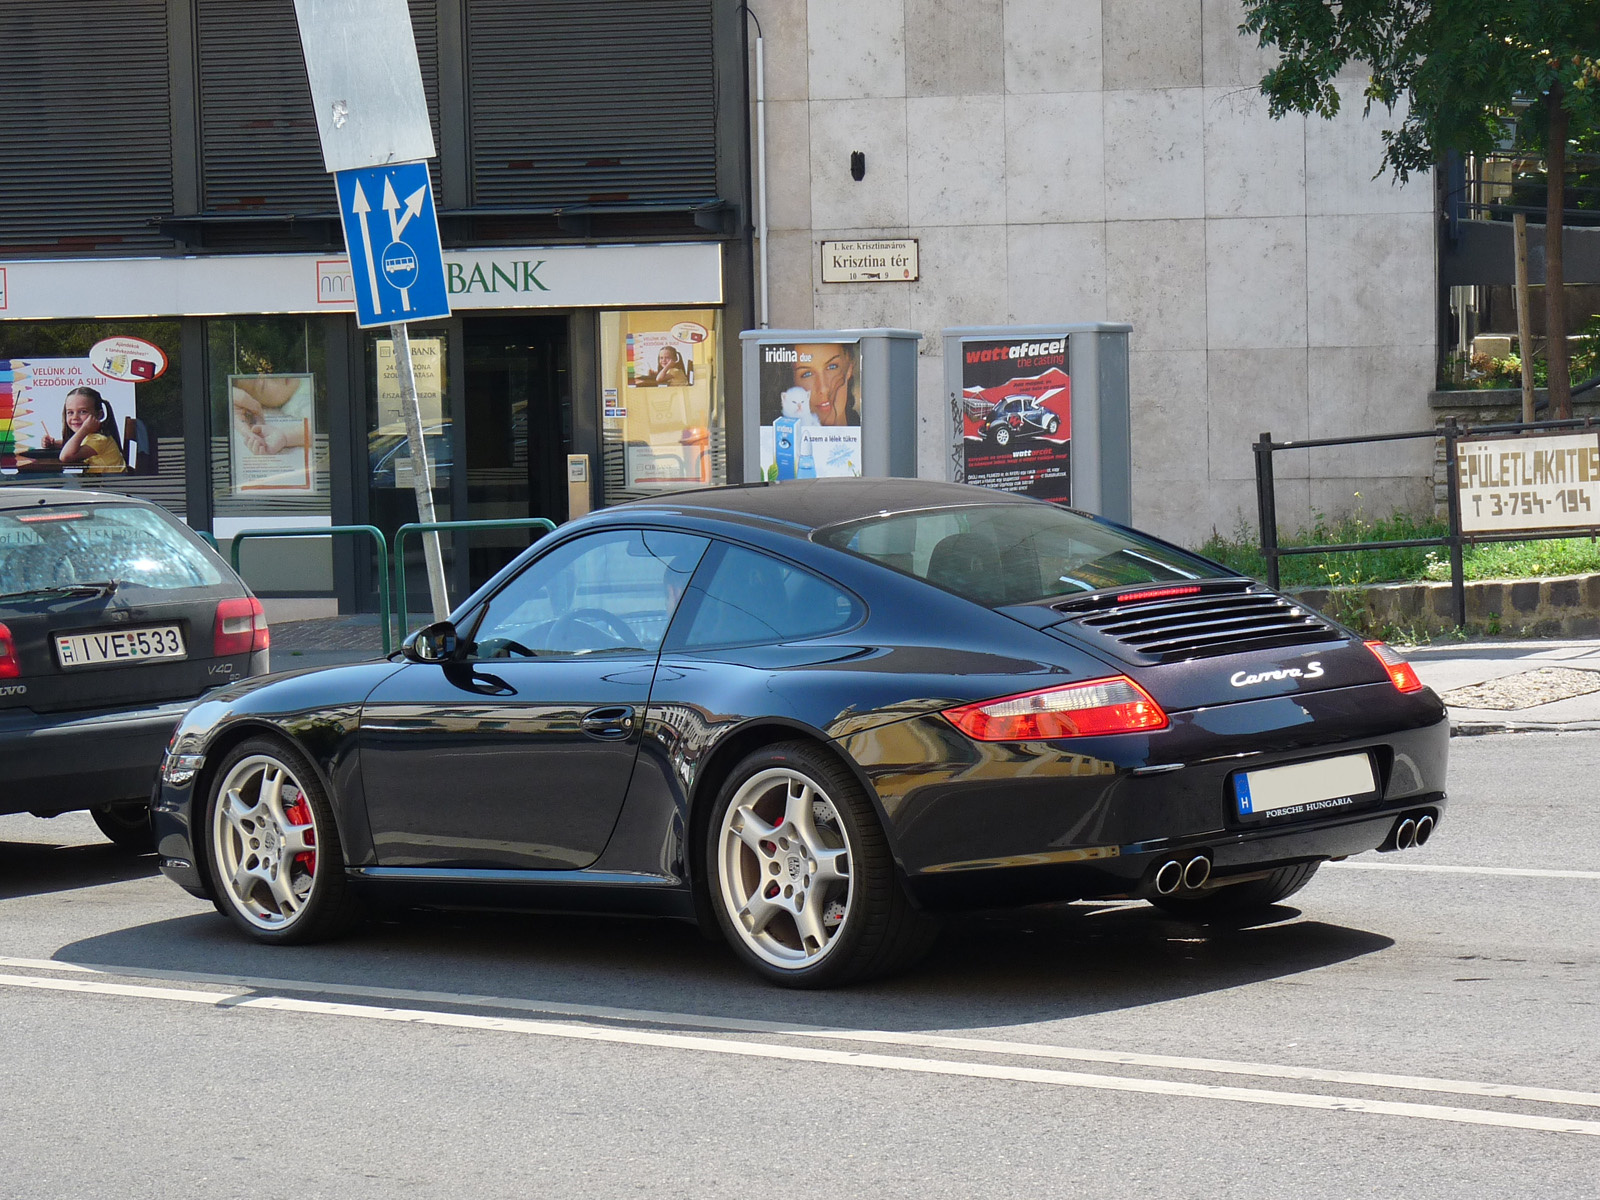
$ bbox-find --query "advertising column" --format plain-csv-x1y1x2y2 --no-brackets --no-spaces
943,324,1132,522
740,329,920,483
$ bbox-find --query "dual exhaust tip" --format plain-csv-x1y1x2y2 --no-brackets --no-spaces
1154,810,1436,892
1388,812,1435,851
1153,854,1212,896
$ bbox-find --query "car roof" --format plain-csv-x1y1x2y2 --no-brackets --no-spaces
0,487,156,513
606,478,1039,537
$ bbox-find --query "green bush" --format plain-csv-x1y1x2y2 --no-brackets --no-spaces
1199,506,1600,587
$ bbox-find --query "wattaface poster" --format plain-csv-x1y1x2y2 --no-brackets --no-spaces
757,340,862,480
959,336,1071,502
229,373,316,494
611,310,714,489
0,358,140,476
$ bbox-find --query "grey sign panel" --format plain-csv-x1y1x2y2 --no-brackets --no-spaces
293,0,436,172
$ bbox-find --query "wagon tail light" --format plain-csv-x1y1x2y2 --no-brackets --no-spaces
1366,640,1423,693
214,597,270,657
0,622,18,679
943,676,1168,741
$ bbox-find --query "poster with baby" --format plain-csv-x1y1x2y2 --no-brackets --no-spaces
229,373,316,494
0,358,138,476
756,340,862,480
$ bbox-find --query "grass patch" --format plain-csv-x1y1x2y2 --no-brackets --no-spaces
1199,510,1600,588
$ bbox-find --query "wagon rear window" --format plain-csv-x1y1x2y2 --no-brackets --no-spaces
815,504,1231,607
0,504,222,595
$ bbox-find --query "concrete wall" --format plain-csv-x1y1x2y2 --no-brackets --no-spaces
751,0,1437,547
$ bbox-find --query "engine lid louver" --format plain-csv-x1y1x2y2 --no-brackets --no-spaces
1053,582,1341,664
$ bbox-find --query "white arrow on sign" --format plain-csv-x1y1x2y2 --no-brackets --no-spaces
350,181,382,314
381,177,428,311
383,176,427,241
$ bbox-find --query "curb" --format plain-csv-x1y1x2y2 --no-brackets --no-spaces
1292,572,1600,638
1449,717,1600,736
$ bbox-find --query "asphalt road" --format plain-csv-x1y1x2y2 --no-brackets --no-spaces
2,732,1597,1199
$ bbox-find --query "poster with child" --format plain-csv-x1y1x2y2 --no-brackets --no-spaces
0,359,137,475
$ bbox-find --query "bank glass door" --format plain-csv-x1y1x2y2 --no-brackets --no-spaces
364,322,457,619
463,316,571,588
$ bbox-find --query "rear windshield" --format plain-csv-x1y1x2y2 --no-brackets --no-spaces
0,503,224,595
815,503,1232,607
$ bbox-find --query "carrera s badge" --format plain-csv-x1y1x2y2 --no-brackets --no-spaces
1230,661,1324,688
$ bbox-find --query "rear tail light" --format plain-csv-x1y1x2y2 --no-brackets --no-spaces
944,676,1168,741
1366,641,1423,693
0,622,18,679
214,597,269,657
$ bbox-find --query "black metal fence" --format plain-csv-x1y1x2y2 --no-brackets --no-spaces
1253,415,1600,628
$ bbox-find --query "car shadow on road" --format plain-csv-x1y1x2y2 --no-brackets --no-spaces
0,837,158,900
53,898,1393,1029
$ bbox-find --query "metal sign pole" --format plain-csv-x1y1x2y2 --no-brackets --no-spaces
390,321,449,621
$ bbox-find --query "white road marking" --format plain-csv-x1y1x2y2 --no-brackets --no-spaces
1330,862,1600,881
1,962,1597,1136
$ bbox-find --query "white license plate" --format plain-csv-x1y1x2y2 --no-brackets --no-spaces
55,625,187,668
1233,752,1376,819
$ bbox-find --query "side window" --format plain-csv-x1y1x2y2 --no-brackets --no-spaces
467,528,708,658
677,544,861,650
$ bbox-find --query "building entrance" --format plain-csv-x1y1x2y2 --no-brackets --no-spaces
462,315,571,587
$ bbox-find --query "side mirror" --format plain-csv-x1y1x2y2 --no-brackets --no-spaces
402,619,462,663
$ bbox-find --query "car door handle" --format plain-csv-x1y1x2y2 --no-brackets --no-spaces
580,705,635,739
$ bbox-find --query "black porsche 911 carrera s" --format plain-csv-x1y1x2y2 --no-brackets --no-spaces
153,479,1448,987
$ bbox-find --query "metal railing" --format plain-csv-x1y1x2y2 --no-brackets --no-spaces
229,524,393,655
1254,417,1600,628
392,517,556,644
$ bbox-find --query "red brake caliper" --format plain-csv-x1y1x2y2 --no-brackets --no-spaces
283,791,317,876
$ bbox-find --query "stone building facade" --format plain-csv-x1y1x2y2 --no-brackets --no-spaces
750,0,1438,546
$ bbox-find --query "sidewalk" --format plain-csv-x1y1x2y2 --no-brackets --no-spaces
267,613,392,670
1405,638,1600,735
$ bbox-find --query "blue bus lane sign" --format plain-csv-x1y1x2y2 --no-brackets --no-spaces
334,161,450,328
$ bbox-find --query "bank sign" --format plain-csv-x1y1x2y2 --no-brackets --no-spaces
1456,432,1600,533
0,244,723,321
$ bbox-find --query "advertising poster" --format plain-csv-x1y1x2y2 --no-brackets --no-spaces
372,337,446,489
756,341,862,480
0,358,140,476
374,337,444,428
613,310,714,489
959,336,1071,502
229,373,316,494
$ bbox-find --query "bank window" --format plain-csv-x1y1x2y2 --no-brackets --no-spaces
209,317,331,519
599,308,726,506
0,319,185,515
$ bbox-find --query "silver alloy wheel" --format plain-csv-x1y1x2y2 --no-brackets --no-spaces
211,754,319,931
717,767,853,970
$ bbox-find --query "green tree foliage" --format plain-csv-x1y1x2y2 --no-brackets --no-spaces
1242,0,1600,415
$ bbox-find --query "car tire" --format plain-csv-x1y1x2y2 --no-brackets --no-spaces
1148,861,1321,920
203,735,359,945
706,741,938,988
89,802,156,854
1044,417,1060,436
991,425,1012,448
